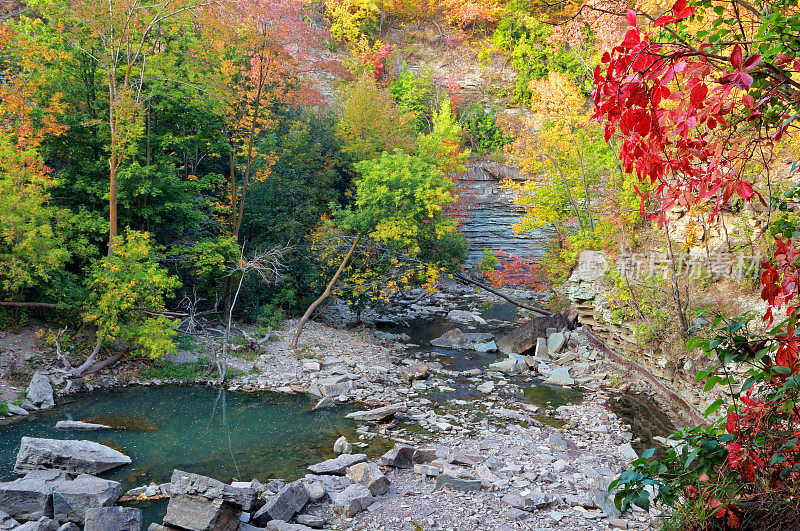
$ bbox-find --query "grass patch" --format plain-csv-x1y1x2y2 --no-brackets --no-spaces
140,358,211,380
0,404,8,416
175,334,198,351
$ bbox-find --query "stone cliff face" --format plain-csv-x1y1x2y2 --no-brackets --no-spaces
560,250,747,423
457,162,551,265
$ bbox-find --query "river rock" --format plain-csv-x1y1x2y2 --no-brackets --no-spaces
8,404,29,416
264,521,315,531
430,328,470,349
0,510,19,530
83,507,141,531
252,479,308,526
399,365,429,383
302,480,326,502
477,381,495,393
333,436,352,455
26,374,54,409
163,494,240,531
446,310,487,325
53,421,110,431
52,474,122,524
546,367,574,385
332,484,374,517
307,454,367,475
346,462,389,496
547,332,566,355
378,444,416,468
534,337,548,358
489,357,526,375
11,516,59,531
14,438,131,475
169,469,256,511
345,404,406,422
473,340,497,352
316,376,356,397
0,470,69,521
497,314,574,354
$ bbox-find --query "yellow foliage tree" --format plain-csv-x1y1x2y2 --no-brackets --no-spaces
335,74,413,160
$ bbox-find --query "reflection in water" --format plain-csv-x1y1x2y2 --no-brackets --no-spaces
607,391,675,458
0,386,370,488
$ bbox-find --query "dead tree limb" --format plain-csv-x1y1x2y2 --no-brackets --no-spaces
453,273,553,316
293,234,361,349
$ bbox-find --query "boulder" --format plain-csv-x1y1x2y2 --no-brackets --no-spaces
430,329,470,349
473,341,497,352
11,516,59,531
332,484,374,517
52,474,122,524
399,365,429,383
307,454,367,475
546,332,566,355
0,510,19,530
413,448,436,464
8,404,29,416
26,374,55,409
488,357,526,375
316,376,356,397
302,480,326,502
169,469,256,511
14,438,131,475
346,462,389,496
333,436,352,455
57,523,80,531
0,470,68,521
54,421,110,431
546,367,574,386
251,480,308,526
345,404,407,422
83,507,141,531
534,337,548,359
446,310,486,325
378,444,415,468
496,314,575,355
163,493,241,531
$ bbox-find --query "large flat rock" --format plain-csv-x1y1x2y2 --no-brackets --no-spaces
0,470,68,521
169,470,256,511
52,474,122,524
14,437,131,475
345,404,406,422
307,454,367,475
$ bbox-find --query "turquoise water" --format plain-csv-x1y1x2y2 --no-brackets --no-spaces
0,386,367,488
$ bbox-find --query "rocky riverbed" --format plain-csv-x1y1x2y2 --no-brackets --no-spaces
0,280,679,530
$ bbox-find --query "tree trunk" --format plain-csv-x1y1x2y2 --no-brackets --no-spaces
108,74,118,254
293,235,361,349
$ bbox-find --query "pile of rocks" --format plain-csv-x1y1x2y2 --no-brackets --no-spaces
3,373,55,420
0,437,138,531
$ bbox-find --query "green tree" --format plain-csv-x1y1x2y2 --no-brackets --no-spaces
292,150,463,346
77,231,181,378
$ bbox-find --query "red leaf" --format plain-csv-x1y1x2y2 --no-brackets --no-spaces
730,44,743,70
742,54,762,71
690,83,708,107
742,93,755,109
626,9,637,27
